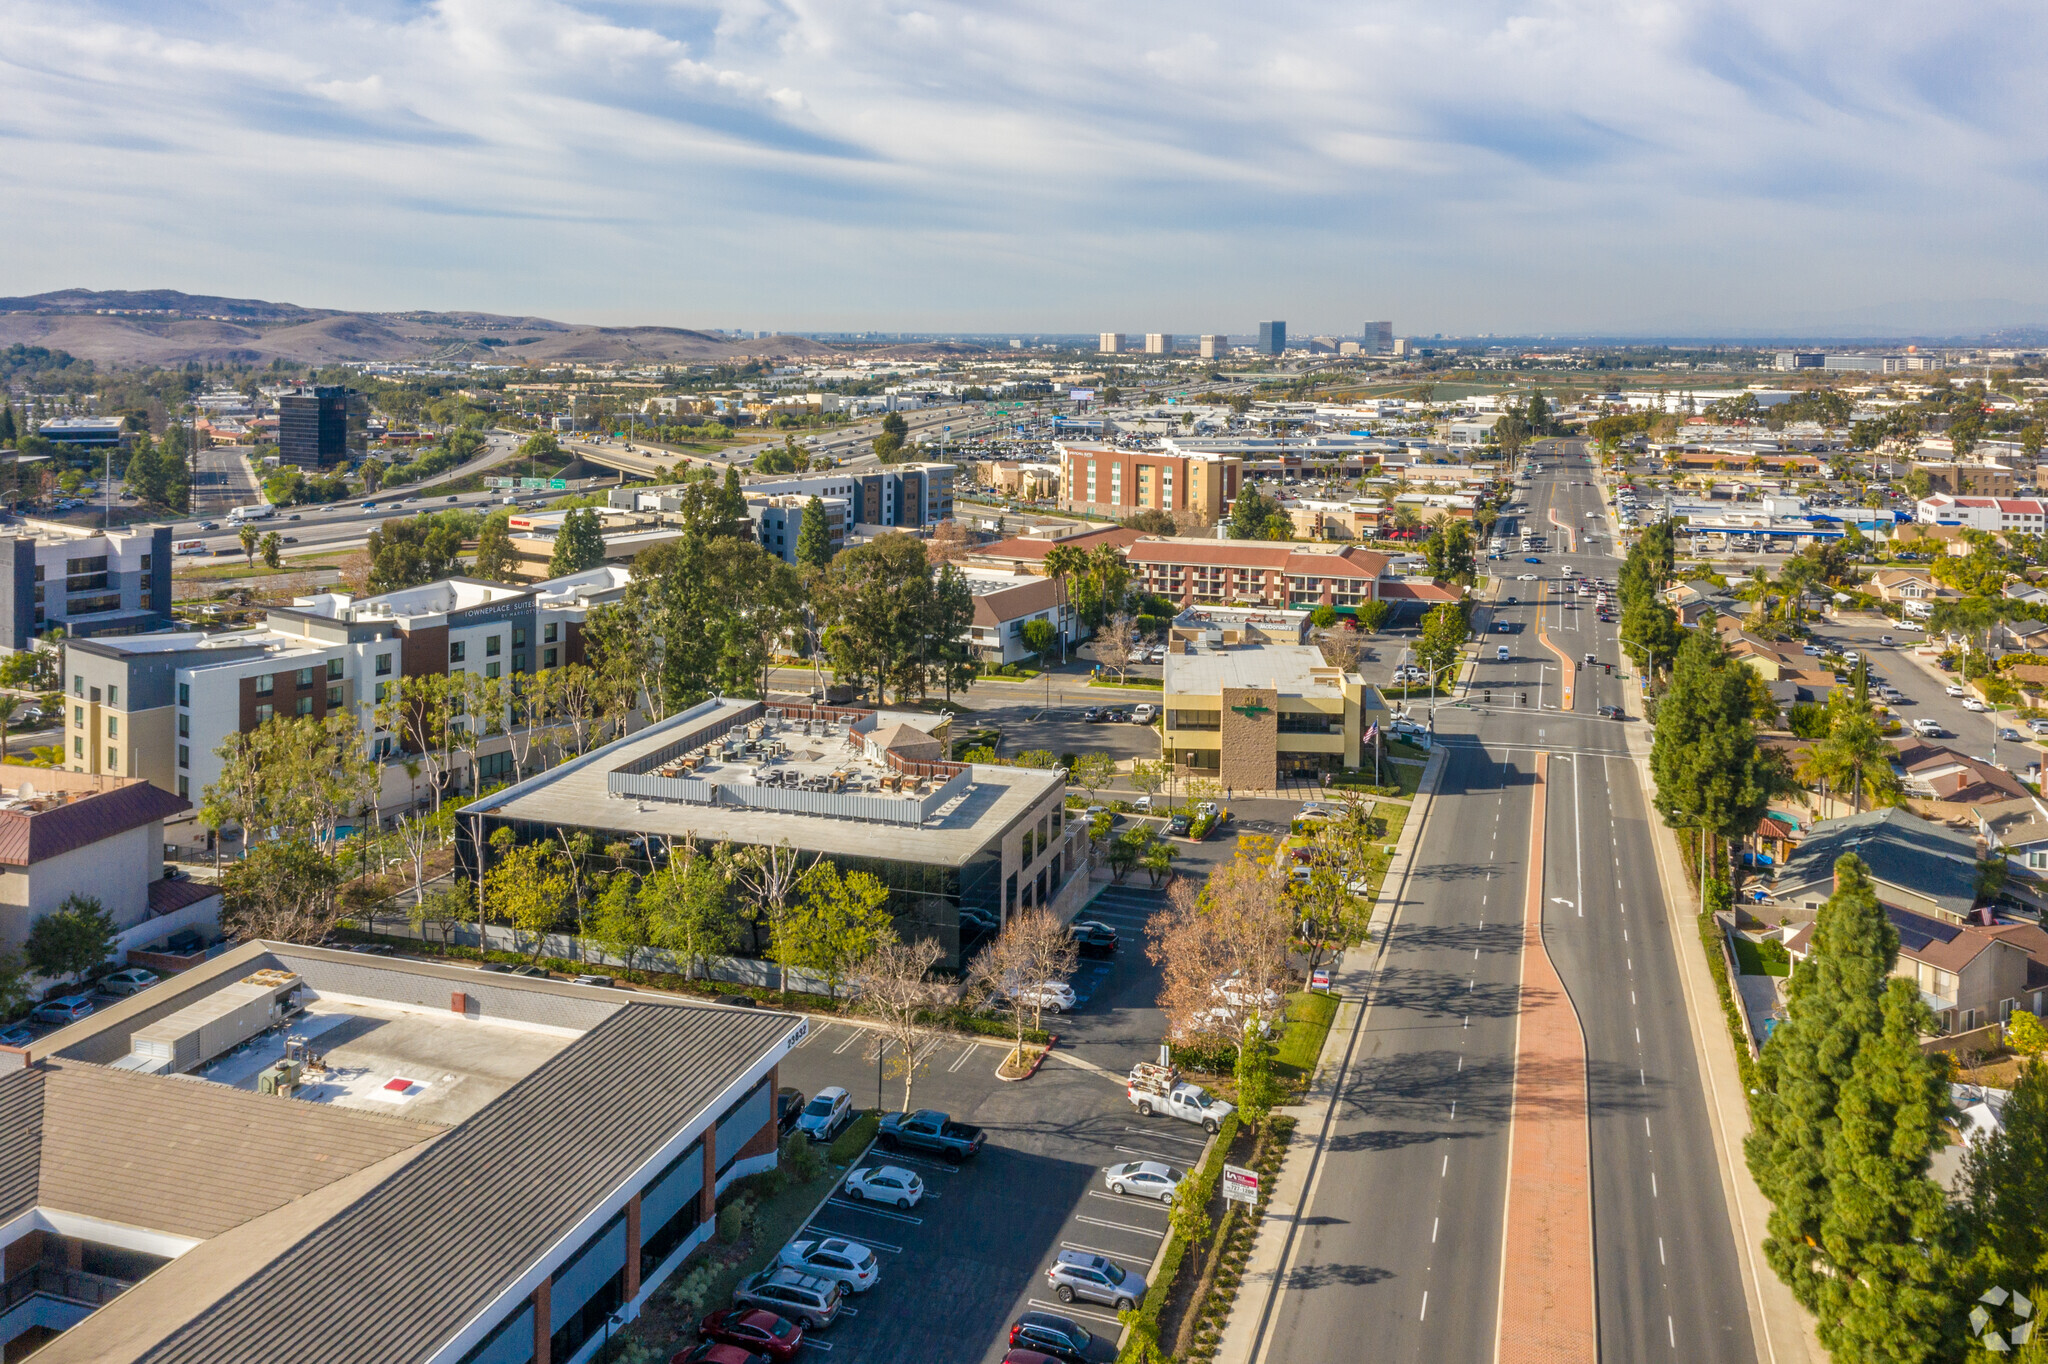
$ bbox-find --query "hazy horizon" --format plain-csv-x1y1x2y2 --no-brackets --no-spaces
4,2,2043,338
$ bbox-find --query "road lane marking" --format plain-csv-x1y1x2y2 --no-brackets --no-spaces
1659,1236,1666,1265
1432,1217,1439,1243
1420,1290,1429,1321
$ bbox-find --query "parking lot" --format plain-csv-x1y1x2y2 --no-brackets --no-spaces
774,1007,1206,1362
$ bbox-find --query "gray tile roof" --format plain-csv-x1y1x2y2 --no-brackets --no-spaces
1775,807,1981,918
130,1000,795,1364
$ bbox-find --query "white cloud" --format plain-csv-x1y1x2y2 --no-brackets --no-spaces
0,0,2041,333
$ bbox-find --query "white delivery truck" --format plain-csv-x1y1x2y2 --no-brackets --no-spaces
227,503,276,523
173,538,209,555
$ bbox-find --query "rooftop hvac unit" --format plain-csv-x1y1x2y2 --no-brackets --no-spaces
126,970,303,1075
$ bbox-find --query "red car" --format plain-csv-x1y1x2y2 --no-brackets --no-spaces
672,1344,766,1364
696,1308,803,1363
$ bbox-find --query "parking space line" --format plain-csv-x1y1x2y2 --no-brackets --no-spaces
1061,1239,1137,1260
1114,1144,1188,1163
831,1030,861,1055
1076,1214,1164,1239
1086,1191,1171,1217
1123,1126,1207,1149
872,1151,960,1173
911,1035,947,1066
946,1044,978,1073
801,1229,905,1254
823,1198,923,1225
1027,1298,1126,1327
800,1340,834,1352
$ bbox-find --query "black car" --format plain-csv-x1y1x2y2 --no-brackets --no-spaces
1597,704,1625,720
1069,920,1119,957
1167,813,1192,837
1009,1311,1094,1363
777,1086,808,1135
1105,708,1131,723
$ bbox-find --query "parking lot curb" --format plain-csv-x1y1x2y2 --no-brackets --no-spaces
996,1035,1057,1082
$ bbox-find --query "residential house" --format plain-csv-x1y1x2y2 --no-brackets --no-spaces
961,572,1076,665
1787,906,2048,1036
1889,738,2035,824
1765,807,1981,924
1866,567,1946,605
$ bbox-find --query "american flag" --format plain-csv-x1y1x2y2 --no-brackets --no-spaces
1363,722,1380,746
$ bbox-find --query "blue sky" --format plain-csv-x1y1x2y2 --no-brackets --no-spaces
2,0,2042,336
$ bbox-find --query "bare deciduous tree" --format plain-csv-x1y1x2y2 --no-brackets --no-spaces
849,936,949,1112
726,839,818,995
1146,853,1295,1052
968,906,1079,1044
1096,612,1139,682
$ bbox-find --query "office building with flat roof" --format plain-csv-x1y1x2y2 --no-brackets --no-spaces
1257,321,1287,356
1362,321,1392,354
1199,335,1226,359
1144,334,1174,354
1055,443,1241,523
1098,333,1125,354
4,941,798,1364
460,697,1085,967
1159,607,1383,785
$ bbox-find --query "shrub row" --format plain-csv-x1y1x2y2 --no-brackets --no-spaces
1117,1112,1242,1363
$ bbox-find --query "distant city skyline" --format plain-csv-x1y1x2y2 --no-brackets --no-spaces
3,2,2043,336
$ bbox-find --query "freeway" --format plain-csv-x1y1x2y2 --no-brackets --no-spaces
563,402,995,478
1250,439,1760,1363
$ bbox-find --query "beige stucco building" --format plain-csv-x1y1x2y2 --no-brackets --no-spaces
1160,608,1384,789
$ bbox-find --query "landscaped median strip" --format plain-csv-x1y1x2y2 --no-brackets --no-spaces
1116,1113,1238,1363
1536,581,1578,711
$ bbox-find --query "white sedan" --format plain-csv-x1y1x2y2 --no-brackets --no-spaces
777,1237,881,1292
1517,573,1538,581
1104,1160,1185,1205
843,1165,925,1209
1008,981,1077,1014
1961,697,1988,712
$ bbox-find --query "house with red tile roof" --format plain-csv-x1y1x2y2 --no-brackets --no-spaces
1127,540,1424,614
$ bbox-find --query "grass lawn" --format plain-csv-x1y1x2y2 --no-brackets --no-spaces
175,558,343,583
1732,936,1791,977
614,1113,881,1357
1275,990,1339,1084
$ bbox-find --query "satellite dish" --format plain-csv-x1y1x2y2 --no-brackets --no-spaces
17,782,33,799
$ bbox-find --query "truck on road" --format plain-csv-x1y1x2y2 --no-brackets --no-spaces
877,1109,987,1161
227,503,276,523
1126,1062,1234,1133
173,539,210,556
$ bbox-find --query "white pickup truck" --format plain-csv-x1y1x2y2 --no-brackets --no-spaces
1127,1062,1234,1134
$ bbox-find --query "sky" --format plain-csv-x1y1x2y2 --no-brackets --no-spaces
2,0,2044,337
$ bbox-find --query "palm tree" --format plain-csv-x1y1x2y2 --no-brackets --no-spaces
238,521,260,568
1799,701,1899,816
1041,544,1087,664
1390,506,1422,539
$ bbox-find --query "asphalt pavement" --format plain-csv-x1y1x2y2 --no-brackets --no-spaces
1252,441,1758,1364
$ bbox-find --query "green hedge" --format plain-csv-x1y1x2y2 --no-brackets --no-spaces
1697,883,1762,1095
1118,1112,1241,1362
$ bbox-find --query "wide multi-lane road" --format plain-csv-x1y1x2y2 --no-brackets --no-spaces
1248,440,1759,1363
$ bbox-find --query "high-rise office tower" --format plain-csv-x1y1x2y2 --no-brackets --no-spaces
1199,334,1226,359
1144,334,1174,354
1362,321,1393,354
1099,333,1126,354
277,385,367,469
1257,321,1286,355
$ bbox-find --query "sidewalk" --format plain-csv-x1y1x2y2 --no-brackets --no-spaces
1619,659,1819,1364
1211,742,1449,1364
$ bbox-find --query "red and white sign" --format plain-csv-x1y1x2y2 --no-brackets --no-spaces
1222,1165,1260,1204
1311,967,1332,992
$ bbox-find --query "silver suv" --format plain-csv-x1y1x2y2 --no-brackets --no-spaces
1045,1249,1140,1311
732,1267,844,1329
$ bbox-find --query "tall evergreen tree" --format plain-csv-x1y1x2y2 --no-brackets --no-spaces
472,511,515,581
796,494,833,569
549,507,608,577
1648,624,1773,855
1746,856,1900,1316
1959,1060,2048,1334
1814,977,1954,1363
716,466,748,525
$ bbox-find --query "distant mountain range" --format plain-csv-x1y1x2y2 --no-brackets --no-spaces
0,289,841,368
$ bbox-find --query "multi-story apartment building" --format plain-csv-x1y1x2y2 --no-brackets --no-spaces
614,464,953,534
1916,495,2047,532
1915,462,2018,497
1055,443,1241,523
1127,540,1390,613
746,493,849,565
62,568,630,815
0,521,172,651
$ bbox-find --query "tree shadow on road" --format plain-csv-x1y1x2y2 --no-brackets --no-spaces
1281,1261,1396,1291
